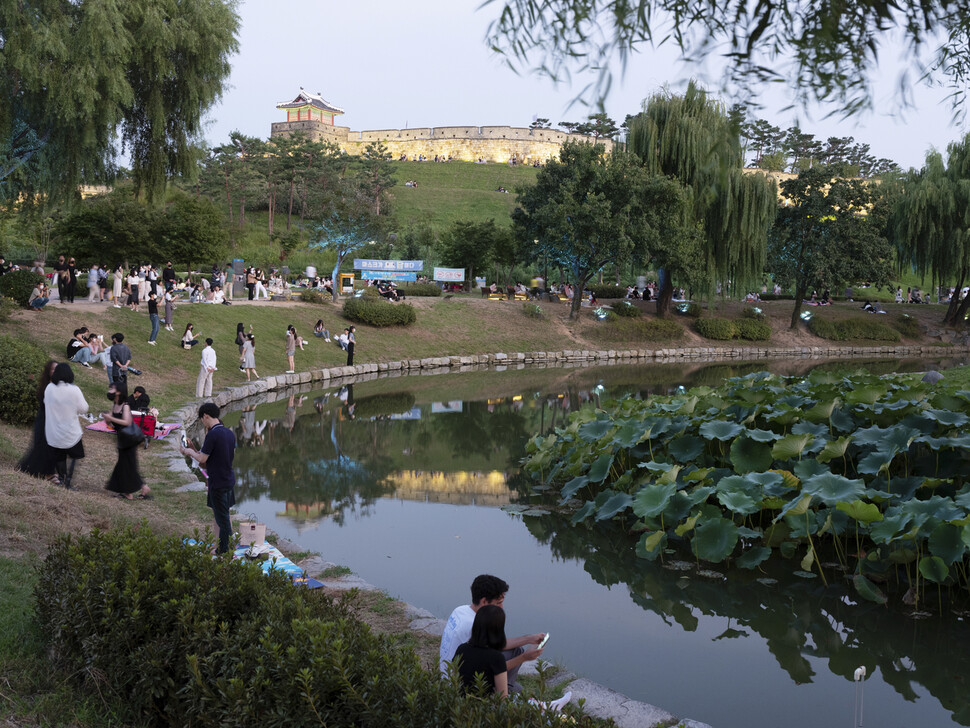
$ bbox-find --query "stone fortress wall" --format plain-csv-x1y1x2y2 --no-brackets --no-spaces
270,120,615,163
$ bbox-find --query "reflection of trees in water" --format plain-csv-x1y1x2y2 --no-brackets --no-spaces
522,511,970,725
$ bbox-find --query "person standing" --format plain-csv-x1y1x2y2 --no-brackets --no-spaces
53,255,67,302
109,332,132,385
147,292,160,345
45,363,89,490
163,288,175,331
223,263,234,302
241,333,258,381
162,261,176,292
179,402,236,554
197,338,217,398
102,382,151,500
284,325,298,373
112,263,124,307
65,257,78,303
127,268,140,311
18,361,60,483
98,263,109,301
346,325,356,366
87,264,100,302
246,267,256,300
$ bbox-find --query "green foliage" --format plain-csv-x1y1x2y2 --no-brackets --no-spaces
0,296,16,323
0,270,43,307
523,369,970,609
611,300,641,317
437,219,501,288
588,285,627,299
343,297,416,327
808,316,901,342
736,318,772,341
0,335,49,425
741,306,766,321
590,317,683,342
35,527,606,727
299,289,326,304
892,313,922,338
404,283,442,297
679,301,702,318
353,392,417,419
695,318,739,340
522,302,544,319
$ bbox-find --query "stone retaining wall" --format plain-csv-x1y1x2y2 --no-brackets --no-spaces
171,344,961,428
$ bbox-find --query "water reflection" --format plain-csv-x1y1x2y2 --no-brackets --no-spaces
221,356,970,727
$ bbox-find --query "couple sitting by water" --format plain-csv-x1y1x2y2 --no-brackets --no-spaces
439,574,571,711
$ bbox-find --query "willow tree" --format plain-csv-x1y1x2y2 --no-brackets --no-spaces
887,135,970,326
627,82,777,316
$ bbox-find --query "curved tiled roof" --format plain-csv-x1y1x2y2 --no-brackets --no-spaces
276,88,344,115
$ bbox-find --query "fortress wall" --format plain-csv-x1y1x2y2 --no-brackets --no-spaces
272,120,614,162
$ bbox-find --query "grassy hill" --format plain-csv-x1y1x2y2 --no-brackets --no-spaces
389,160,538,232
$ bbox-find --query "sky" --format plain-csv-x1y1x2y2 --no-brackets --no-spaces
203,0,966,171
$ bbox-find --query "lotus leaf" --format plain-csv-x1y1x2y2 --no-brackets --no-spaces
570,500,597,525
869,509,912,544
684,466,715,484
684,485,714,506
521,509,548,517
918,555,950,584
800,545,816,572
857,450,892,476
802,398,839,422
692,516,739,562
663,491,695,522
801,473,866,506
793,570,818,579
816,436,852,464
667,435,708,462
587,453,614,483
737,526,763,539
901,496,966,527
853,425,894,447
924,409,970,427
792,458,828,480
784,513,818,538
791,421,829,437
929,522,967,565
844,385,885,405
836,500,883,524
729,436,774,473
612,421,652,448
830,409,856,432
675,513,700,537
578,418,614,441
776,493,813,521
716,489,761,517
853,574,888,604
597,492,633,520
779,541,798,558
560,475,590,501
699,420,744,441
762,406,802,426
501,504,528,514
636,530,667,560
955,487,970,510
745,428,779,443
657,465,682,486
745,470,784,490
632,482,679,518
640,460,676,474
778,394,812,408
771,433,814,461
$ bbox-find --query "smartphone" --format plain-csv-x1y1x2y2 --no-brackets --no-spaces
180,432,189,448
538,633,550,649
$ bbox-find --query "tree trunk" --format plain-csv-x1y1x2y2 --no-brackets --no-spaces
944,270,966,325
951,290,970,328
654,268,674,317
790,284,808,329
570,284,584,320
287,180,294,231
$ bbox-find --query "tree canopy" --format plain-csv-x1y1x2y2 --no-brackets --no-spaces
484,0,970,117
1,0,240,202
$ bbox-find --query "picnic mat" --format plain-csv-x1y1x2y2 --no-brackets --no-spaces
183,538,322,588
85,419,181,439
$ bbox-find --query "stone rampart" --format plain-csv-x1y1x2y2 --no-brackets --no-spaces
271,119,614,163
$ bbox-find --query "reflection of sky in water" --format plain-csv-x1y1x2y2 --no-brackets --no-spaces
231,360,969,728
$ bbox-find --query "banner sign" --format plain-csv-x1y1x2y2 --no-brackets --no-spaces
361,270,417,281
434,267,465,282
353,259,423,271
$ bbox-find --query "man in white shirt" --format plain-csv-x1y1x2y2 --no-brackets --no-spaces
439,574,545,694
197,338,217,398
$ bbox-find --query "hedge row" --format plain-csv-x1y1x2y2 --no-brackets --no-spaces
404,283,442,297
592,316,684,341
36,527,606,727
611,300,641,318
587,284,626,299
0,269,44,307
0,334,50,425
808,315,901,342
343,296,416,326
694,318,772,341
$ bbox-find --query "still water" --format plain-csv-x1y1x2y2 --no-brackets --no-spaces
221,358,970,728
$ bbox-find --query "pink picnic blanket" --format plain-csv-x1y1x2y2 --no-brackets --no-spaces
85,419,181,439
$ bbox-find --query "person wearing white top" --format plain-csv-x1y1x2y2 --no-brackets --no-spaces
45,363,89,490
87,265,100,302
211,286,225,304
197,338,217,398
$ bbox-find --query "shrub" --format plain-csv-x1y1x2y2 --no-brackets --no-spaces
589,316,683,342
343,296,416,326
0,295,17,323
736,318,772,341
522,302,543,319
0,335,49,425
299,289,326,304
361,286,381,298
695,318,738,340
677,301,702,318
740,306,766,321
808,316,901,342
0,269,44,307
403,283,442,297
611,300,641,317
35,527,609,728
587,284,626,299
892,313,922,338
640,318,685,340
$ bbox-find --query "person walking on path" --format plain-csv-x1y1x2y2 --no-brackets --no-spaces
163,289,175,331
346,325,356,366
197,338,217,398
102,382,152,500
45,363,89,490
87,264,100,303
147,292,160,345
241,333,258,381
179,402,236,554
18,361,60,484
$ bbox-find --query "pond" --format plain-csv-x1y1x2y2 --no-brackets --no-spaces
219,357,970,728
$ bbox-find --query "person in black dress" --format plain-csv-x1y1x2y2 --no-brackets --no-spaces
102,382,151,500
65,257,77,303
453,605,510,697
17,360,60,483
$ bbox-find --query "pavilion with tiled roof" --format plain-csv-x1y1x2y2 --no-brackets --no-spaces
276,88,344,125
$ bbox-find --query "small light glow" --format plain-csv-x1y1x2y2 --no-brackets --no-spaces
594,307,609,320
800,310,813,321
752,307,762,315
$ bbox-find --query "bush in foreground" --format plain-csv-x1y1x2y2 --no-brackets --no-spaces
591,316,683,342
404,283,442,297
36,527,607,728
0,269,44,307
695,318,738,340
0,335,49,425
735,318,772,341
808,316,901,342
611,300,641,317
343,296,416,326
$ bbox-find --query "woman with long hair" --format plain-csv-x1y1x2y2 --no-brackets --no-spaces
18,360,60,483
181,323,199,348
241,333,258,381
102,382,151,500
45,363,89,490
453,605,510,697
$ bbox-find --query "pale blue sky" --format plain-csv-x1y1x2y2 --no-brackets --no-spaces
203,0,964,170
